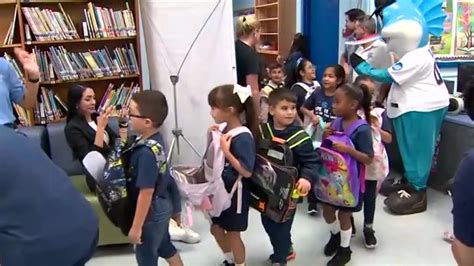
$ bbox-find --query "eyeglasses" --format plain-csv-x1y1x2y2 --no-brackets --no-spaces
128,112,148,119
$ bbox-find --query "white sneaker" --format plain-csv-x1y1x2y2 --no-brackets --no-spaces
169,220,201,244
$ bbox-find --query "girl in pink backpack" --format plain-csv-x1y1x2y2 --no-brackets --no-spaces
355,76,393,249
322,83,374,266
208,84,258,266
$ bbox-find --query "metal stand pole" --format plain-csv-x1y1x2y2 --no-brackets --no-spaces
166,75,202,164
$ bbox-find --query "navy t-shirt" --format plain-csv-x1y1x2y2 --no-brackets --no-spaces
452,148,474,247
127,133,169,204
304,88,336,123
0,126,98,266
221,130,256,212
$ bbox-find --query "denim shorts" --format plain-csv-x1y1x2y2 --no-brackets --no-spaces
135,197,178,266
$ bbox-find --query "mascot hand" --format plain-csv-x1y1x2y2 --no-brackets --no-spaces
349,53,366,68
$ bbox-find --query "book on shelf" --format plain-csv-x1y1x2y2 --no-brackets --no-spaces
3,4,18,45
83,2,136,39
3,52,23,79
32,43,139,83
12,87,67,127
22,3,79,42
98,82,139,113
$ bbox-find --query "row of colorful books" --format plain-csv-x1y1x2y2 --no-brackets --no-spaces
21,2,136,42
13,82,139,126
83,2,136,39
32,43,139,82
23,4,79,42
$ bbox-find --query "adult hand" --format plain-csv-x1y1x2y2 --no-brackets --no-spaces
97,106,113,129
14,48,39,80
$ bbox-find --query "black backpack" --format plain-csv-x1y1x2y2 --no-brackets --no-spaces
97,137,167,235
249,123,310,223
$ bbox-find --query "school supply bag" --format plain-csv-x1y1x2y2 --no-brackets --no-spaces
305,116,327,149
314,118,367,207
249,123,309,223
96,137,167,236
366,108,389,181
170,125,252,218
293,81,321,127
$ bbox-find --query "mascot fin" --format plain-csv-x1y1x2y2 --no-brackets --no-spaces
412,0,446,37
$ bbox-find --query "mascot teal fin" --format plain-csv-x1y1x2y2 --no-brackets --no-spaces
412,0,446,37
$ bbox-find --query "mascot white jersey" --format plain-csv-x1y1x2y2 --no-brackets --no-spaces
350,0,449,215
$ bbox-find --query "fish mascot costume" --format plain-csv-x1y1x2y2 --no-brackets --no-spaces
350,0,450,215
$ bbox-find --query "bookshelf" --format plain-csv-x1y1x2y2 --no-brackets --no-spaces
0,0,142,127
254,0,296,64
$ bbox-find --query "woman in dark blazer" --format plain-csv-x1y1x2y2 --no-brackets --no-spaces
64,84,126,192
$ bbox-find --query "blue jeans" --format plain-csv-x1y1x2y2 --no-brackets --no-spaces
135,197,177,266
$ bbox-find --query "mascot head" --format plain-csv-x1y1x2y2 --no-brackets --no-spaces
373,0,446,57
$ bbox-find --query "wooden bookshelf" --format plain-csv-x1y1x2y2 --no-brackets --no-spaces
0,0,142,126
255,0,296,64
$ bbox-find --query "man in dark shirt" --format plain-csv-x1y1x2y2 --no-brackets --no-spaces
0,126,98,266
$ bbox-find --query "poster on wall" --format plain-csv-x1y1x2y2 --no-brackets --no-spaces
455,0,474,55
430,0,454,56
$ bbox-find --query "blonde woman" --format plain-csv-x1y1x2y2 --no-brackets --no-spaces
235,15,261,107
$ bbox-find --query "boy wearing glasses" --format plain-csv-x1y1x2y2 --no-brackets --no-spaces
127,90,183,266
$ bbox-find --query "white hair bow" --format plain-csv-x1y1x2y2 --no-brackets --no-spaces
233,84,252,103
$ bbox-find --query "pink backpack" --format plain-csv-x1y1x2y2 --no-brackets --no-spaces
314,118,367,207
171,125,252,218
367,108,389,181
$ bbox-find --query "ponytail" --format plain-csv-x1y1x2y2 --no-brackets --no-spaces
358,83,373,125
243,97,259,140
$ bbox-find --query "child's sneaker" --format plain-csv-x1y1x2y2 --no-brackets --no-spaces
169,220,201,244
363,227,378,249
220,260,235,266
324,233,341,256
307,203,319,216
327,247,352,266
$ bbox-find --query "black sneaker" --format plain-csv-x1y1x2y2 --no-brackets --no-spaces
221,260,235,266
363,227,378,249
327,247,352,266
307,202,319,216
324,233,340,256
350,216,356,237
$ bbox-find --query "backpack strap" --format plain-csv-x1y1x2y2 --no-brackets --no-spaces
295,82,312,94
259,123,273,140
139,139,167,173
345,119,368,137
286,130,311,149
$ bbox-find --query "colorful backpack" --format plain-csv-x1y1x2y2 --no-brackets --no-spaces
170,125,252,218
249,123,309,223
314,118,367,207
366,108,389,181
96,137,167,235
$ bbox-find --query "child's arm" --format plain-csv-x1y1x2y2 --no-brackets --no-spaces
302,107,319,125
379,128,392,143
333,125,374,165
220,133,255,178
293,137,321,194
129,188,154,244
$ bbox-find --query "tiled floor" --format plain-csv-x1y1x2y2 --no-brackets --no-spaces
88,189,456,266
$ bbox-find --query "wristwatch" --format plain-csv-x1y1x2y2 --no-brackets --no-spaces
28,77,40,83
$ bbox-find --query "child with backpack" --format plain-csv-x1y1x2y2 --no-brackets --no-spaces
207,84,258,266
301,64,346,215
320,83,374,266
260,88,320,266
260,63,285,123
354,76,392,249
289,58,321,124
127,91,183,266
